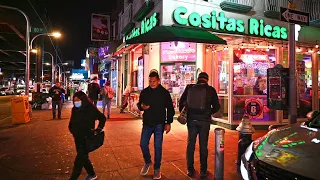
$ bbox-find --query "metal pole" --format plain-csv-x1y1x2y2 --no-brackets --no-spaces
44,51,54,86
30,33,50,49
0,5,31,96
289,23,297,124
214,128,225,180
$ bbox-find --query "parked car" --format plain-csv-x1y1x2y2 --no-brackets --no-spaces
0,87,6,96
5,87,14,95
17,87,25,95
241,111,320,180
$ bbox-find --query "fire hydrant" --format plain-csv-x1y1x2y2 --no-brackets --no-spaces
236,114,255,173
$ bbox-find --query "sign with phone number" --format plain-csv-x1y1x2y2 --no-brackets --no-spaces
245,99,263,119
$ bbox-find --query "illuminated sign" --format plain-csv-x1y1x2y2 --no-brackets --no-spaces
240,54,269,64
126,12,159,41
161,42,196,62
173,6,288,40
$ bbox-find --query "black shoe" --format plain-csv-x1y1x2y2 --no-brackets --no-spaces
200,171,207,178
187,169,195,177
58,117,62,120
108,115,110,119
53,117,56,120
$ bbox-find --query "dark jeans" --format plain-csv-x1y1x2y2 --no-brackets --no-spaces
90,99,98,107
70,136,95,180
102,98,112,116
140,124,164,170
187,120,211,172
52,100,62,118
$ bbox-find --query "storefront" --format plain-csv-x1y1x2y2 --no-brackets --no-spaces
116,0,320,128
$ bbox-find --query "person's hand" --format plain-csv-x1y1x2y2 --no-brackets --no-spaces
94,127,103,135
164,124,171,134
141,103,150,110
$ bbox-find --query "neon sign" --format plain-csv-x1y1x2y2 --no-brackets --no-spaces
126,12,159,41
173,6,288,40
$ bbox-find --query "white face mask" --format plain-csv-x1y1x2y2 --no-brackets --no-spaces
74,101,82,108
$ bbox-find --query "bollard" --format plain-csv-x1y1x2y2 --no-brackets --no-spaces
214,128,225,180
236,114,255,172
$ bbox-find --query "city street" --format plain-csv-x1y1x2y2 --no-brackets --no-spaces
0,99,267,180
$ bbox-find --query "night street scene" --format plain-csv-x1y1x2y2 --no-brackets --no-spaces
0,0,320,180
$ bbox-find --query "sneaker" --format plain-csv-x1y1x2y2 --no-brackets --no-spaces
153,169,161,179
108,115,110,119
140,163,151,175
85,174,97,180
200,171,207,178
187,168,195,177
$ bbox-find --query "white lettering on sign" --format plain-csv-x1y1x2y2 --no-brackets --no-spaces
282,9,308,23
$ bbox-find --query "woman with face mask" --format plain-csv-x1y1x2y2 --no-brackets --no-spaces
68,91,106,180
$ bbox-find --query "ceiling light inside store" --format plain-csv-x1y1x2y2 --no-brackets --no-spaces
308,49,314,53
206,48,209,52
317,51,320,54
316,44,319,48
296,47,302,52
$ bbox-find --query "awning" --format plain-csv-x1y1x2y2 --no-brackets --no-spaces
125,25,227,45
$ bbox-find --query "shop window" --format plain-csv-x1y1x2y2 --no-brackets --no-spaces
213,50,230,120
161,63,196,109
283,52,312,119
232,48,276,121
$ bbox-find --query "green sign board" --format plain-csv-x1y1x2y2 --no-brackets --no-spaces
126,12,159,41
30,27,46,34
173,6,288,40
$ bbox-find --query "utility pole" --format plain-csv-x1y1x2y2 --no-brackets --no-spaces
288,2,297,124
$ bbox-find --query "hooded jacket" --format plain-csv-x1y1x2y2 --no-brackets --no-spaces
68,101,106,136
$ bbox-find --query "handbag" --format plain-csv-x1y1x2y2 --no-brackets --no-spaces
177,107,187,125
85,131,105,152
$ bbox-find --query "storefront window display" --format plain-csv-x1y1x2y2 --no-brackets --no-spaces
232,48,276,122
160,41,197,109
213,50,230,120
283,52,312,119
129,56,143,116
161,64,196,109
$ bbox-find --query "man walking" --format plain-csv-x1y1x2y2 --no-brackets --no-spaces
137,71,175,179
88,76,101,107
49,81,65,119
179,72,220,178
101,81,115,119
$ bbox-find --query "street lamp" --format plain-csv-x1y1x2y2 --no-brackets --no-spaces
55,63,68,82
44,51,55,86
30,32,61,49
0,5,30,96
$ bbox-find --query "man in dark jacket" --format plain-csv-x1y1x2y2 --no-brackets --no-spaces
49,81,65,119
179,72,220,178
88,76,101,107
137,71,175,180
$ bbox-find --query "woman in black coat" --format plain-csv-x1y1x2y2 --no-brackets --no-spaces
68,91,106,180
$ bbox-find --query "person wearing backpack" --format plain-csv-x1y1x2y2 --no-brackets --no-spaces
178,72,220,178
101,81,114,119
88,77,101,107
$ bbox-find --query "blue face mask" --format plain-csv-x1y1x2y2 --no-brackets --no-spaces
74,101,82,108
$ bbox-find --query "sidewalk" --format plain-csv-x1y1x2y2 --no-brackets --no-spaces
0,102,267,180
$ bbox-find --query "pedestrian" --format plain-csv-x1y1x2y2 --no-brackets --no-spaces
100,81,115,119
137,71,175,179
68,91,106,180
120,83,132,113
49,81,65,119
178,72,220,178
88,76,101,107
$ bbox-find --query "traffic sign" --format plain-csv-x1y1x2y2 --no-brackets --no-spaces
30,27,46,34
280,7,309,26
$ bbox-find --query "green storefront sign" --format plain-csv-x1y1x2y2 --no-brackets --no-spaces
126,12,159,41
173,6,288,40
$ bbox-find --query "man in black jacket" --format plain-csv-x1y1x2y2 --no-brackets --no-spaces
88,76,101,107
49,81,65,119
137,71,175,180
179,72,220,178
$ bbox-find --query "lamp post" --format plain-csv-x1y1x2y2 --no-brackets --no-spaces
30,32,61,50
55,63,68,83
44,51,54,86
0,5,30,96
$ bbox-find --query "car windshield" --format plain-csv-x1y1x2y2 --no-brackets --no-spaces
0,88,6,91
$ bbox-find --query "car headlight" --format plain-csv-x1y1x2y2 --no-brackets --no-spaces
244,141,254,161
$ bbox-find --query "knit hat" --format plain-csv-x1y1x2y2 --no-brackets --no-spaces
198,72,209,80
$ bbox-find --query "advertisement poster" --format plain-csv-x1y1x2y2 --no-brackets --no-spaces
161,42,196,62
245,99,263,119
137,58,144,91
91,13,110,41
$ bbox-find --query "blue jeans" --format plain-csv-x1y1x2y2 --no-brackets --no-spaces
140,124,164,170
102,98,112,116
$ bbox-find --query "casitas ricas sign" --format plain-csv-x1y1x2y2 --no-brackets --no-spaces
173,6,288,40
126,12,159,41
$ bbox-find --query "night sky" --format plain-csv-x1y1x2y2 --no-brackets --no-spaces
46,0,117,66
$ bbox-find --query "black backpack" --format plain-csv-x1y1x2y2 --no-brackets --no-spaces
186,84,208,113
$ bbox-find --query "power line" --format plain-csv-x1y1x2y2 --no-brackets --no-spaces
26,0,64,71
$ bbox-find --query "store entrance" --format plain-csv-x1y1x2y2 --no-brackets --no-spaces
160,63,196,109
